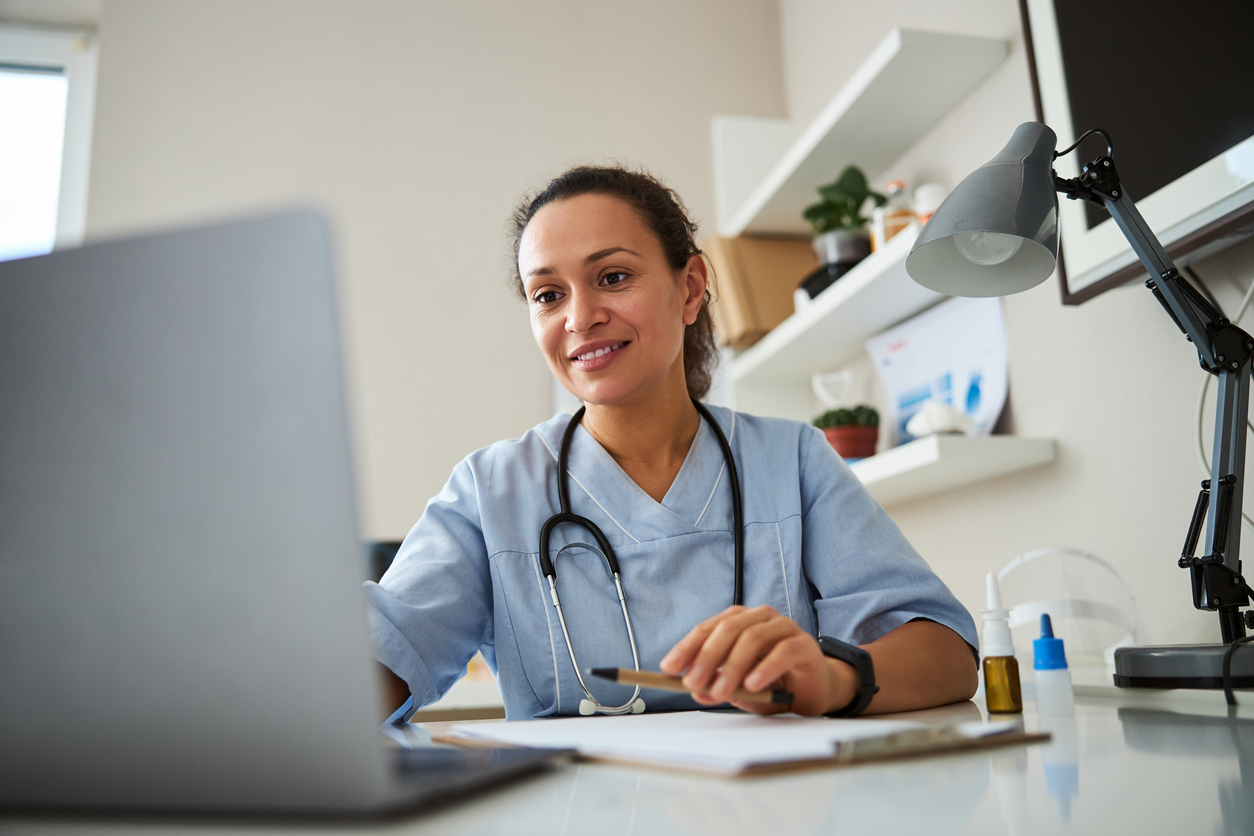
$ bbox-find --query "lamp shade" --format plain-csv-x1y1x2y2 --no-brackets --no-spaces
906,122,1060,297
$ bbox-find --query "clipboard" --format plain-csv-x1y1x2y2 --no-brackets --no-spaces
429,714,1049,778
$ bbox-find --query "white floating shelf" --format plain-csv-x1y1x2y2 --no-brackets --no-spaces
851,435,1056,506
729,227,942,390
714,28,1007,238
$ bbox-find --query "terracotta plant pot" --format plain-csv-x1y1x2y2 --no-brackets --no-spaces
823,425,878,459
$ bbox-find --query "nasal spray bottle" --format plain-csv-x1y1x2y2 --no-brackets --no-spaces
982,573,1022,713
1033,613,1075,715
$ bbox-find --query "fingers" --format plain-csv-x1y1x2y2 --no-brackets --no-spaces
690,690,724,706
678,605,777,692
743,634,820,692
706,618,800,701
746,635,854,716
660,605,833,713
659,604,754,675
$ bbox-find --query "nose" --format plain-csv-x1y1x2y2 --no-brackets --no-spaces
565,285,609,334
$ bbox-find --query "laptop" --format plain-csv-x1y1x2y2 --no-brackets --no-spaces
0,210,558,815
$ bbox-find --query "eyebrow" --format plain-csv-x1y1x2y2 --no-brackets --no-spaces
583,246,642,265
524,247,644,279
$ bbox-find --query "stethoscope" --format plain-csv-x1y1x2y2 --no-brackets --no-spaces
540,398,744,715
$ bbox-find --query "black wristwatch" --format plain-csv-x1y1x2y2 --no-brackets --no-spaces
818,636,879,717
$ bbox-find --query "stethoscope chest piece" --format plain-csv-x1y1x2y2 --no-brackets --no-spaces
580,697,645,715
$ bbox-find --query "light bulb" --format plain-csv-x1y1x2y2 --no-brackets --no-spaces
954,232,1024,266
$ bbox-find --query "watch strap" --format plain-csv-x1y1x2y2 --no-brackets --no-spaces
817,635,879,717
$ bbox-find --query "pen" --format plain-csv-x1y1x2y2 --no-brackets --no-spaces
590,667,794,705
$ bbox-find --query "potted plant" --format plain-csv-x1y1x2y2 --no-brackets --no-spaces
799,166,886,298
813,405,879,459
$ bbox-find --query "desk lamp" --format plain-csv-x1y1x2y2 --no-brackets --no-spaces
905,122,1254,692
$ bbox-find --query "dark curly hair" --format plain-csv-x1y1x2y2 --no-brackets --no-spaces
510,165,718,401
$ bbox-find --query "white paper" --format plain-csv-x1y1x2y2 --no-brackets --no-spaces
864,296,1008,446
445,711,1018,774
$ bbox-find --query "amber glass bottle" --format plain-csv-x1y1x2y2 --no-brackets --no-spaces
983,654,1023,713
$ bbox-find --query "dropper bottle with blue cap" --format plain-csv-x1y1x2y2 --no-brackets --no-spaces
1034,613,1075,716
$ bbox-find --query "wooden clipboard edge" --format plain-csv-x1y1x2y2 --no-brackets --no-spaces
737,730,1051,777
430,730,1051,779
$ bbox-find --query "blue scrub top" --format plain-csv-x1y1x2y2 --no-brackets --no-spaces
364,406,978,719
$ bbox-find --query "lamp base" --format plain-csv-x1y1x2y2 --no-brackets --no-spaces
1114,644,1254,689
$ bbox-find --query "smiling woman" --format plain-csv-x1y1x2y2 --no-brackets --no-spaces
365,165,980,722
511,166,718,406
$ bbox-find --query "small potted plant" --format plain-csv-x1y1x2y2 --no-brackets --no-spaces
813,405,880,459
799,166,886,298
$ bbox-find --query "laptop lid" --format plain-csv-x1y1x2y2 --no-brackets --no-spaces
0,211,400,812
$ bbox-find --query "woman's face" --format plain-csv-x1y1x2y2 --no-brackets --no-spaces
518,193,706,408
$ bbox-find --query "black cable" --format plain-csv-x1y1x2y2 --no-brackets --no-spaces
1184,266,1225,319
1222,634,1254,706
1054,127,1114,160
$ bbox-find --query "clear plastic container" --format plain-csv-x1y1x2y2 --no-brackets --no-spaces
996,547,1138,675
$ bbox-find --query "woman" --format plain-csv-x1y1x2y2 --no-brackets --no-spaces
366,166,977,720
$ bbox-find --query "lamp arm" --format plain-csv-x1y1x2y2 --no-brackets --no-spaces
1056,161,1254,641
1054,167,1222,351
1104,190,1227,354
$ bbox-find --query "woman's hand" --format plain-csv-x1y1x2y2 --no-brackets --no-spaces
660,608,980,716
658,605,856,715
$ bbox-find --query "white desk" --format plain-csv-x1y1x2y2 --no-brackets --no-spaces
4,693,1252,834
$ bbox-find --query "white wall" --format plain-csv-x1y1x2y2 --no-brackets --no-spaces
76,0,1254,643
780,0,1254,644
85,0,785,539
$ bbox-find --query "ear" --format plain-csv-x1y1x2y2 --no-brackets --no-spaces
680,254,708,326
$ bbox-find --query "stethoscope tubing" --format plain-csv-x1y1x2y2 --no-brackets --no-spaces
546,561,643,713
539,400,744,715
694,400,745,607
540,400,743,601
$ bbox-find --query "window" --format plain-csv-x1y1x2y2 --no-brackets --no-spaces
0,25,97,262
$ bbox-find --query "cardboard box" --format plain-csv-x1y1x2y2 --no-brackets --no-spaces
702,235,817,349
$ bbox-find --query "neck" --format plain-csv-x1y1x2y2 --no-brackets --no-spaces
580,371,701,501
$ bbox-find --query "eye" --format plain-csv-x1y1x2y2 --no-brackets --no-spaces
532,289,562,305
601,271,629,287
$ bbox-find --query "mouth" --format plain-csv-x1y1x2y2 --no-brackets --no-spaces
569,338,627,370
572,341,628,362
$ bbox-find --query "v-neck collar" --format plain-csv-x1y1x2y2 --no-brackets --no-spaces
544,408,733,543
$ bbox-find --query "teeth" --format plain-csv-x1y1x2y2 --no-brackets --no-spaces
575,342,624,362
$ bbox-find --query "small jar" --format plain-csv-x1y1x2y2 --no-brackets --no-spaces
872,180,916,250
